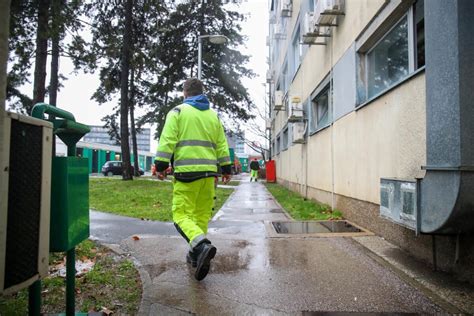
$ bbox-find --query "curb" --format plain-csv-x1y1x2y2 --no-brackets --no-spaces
350,237,465,314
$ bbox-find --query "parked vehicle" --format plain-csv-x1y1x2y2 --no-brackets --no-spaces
101,161,144,176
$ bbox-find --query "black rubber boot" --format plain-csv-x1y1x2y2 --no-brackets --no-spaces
186,251,197,268
193,239,216,281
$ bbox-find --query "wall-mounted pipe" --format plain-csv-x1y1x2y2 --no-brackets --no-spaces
420,0,474,234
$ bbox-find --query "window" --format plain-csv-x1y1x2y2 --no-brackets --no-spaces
276,136,281,154
414,0,425,69
282,127,289,150
290,27,301,78
310,83,330,133
367,17,409,98
282,62,288,93
360,0,425,103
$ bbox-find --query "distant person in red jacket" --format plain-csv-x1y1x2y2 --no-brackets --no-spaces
249,158,260,182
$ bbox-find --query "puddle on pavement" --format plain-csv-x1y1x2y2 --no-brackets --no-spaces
272,221,361,234
212,240,252,273
212,252,249,273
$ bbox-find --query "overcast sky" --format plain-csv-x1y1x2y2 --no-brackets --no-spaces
10,0,269,151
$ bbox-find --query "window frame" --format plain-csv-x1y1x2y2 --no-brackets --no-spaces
315,85,330,127
276,134,281,155
364,13,411,101
356,0,425,108
309,76,331,136
282,126,289,151
290,25,302,81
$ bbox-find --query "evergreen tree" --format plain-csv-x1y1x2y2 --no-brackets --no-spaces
32,0,50,106
7,0,37,113
140,0,255,139
87,0,168,179
7,0,89,113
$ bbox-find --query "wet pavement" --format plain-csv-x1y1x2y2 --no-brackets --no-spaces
90,175,472,315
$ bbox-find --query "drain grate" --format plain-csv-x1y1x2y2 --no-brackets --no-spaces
267,220,372,238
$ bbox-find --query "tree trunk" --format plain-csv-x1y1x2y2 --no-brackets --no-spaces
0,0,11,169
49,0,63,107
0,0,11,113
32,0,50,108
120,0,133,180
156,76,170,139
130,70,140,176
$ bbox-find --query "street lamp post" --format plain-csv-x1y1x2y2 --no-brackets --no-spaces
197,34,229,80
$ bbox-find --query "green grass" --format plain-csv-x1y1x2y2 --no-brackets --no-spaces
0,240,141,315
90,178,233,221
222,180,240,186
264,183,343,221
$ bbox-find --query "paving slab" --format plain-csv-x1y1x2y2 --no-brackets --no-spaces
104,176,450,315
123,234,444,315
90,174,474,314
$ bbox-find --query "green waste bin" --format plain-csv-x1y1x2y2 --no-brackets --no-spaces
50,157,89,252
32,103,91,252
31,103,91,315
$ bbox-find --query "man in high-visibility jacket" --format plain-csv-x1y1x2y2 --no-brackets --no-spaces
154,78,232,281
249,158,260,182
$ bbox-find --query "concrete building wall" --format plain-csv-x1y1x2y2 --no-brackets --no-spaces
272,0,426,220
269,0,474,283
333,73,426,204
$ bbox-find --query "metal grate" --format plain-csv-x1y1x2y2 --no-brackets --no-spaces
4,120,43,289
272,221,362,234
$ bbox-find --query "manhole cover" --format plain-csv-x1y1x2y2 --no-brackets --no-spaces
266,220,373,238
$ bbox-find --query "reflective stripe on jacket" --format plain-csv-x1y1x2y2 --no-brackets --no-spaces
155,103,231,173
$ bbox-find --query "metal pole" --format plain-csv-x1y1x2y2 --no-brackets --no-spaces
198,36,202,80
66,142,76,315
28,281,41,316
66,248,75,315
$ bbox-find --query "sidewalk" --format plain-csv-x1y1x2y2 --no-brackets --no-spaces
105,174,468,315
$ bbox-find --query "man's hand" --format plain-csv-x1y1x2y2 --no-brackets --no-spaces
222,174,231,184
157,171,166,181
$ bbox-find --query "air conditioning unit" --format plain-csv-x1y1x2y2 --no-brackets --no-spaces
292,122,307,143
315,0,345,25
302,12,319,44
274,90,284,111
273,23,286,40
266,69,274,83
281,0,292,17
0,111,53,295
288,95,304,122
269,12,277,24
380,178,417,230
265,119,272,130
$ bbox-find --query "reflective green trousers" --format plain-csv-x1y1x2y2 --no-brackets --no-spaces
172,177,215,248
251,169,258,180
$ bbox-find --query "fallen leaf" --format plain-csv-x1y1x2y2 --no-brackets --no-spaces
101,306,114,315
132,235,140,241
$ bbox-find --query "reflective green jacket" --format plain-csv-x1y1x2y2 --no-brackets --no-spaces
155,103,231,174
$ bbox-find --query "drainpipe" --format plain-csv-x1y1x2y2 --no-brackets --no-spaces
420,0,474,234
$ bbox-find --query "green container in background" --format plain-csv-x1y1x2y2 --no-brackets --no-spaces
50,157,90,252
229,148,235,164
239,157,248,172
